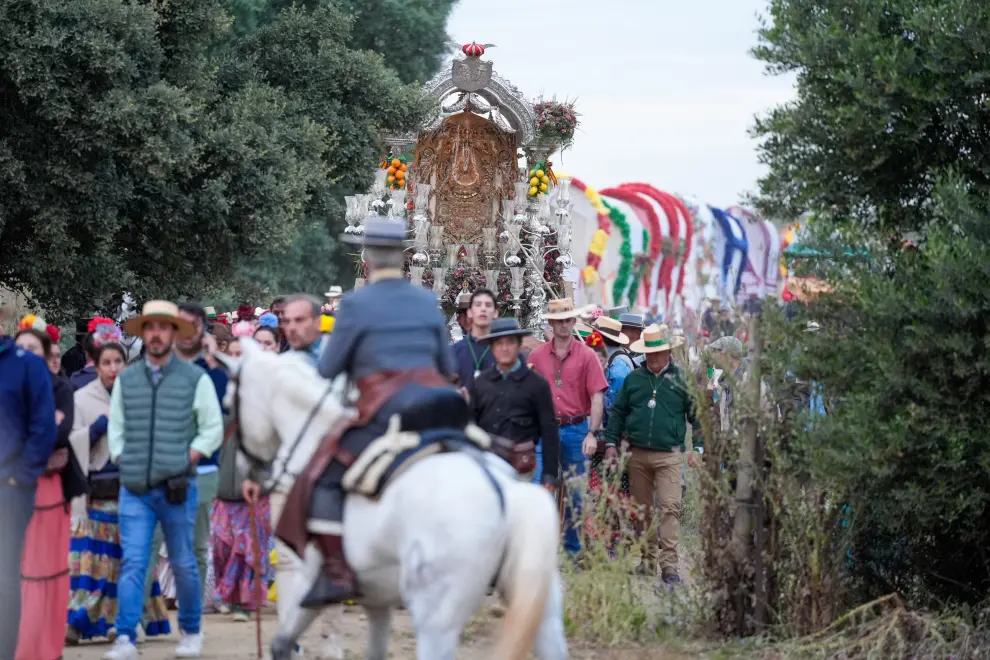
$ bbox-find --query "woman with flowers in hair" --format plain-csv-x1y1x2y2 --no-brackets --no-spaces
70,317,119,391
65,340,172,645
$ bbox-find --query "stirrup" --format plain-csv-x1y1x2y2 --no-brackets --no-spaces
300,573,357,609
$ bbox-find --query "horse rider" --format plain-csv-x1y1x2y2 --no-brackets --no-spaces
275,216,458,608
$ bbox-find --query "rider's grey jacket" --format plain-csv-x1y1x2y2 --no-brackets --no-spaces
318,274,456,382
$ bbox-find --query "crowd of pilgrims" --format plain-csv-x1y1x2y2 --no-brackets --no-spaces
0,286,747,660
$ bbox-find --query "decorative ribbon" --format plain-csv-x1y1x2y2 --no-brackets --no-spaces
620,183,681,315
645,338,669,348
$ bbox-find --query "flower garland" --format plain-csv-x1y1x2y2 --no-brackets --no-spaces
600,187,662,304
565,177,612,286
602,199,634,306
534,98,579,151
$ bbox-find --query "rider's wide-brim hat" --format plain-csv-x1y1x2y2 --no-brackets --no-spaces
340,217,410,247
122,300,195,339
325,286,344,299
478,317,532,342
593,316,629,345
629,323,684,354
543,297,593,321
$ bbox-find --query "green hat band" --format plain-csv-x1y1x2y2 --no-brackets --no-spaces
645,338,668,348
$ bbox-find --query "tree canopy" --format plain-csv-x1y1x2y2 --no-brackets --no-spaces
753,0,990,607
0,0,454,320
752,0,990,234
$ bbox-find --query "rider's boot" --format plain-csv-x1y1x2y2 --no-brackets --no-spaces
300,533,357,608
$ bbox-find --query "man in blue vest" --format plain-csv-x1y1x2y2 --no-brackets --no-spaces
104,301,224,660
0,322,56,660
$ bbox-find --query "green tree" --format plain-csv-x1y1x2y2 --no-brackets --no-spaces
337,0,460,85
0,0,329,320
752,0,990,234
0,0,447,317
752,0,990,608
219,3,436,300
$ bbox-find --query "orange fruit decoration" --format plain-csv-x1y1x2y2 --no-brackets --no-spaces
395,170,405,180
387,175,395,184
398,180,405,188
400,163,408,172
391,158,401,168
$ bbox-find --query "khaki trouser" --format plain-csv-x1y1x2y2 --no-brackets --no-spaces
269,491,304,623
628,447,682,572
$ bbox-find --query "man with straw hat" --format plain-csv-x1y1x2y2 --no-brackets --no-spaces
469,317,560,489
603,323,702,585
528,298,608,558
264,216,456,617
593,316,635,416
105,301,224,659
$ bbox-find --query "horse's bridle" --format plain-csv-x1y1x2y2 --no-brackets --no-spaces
228,357,336,494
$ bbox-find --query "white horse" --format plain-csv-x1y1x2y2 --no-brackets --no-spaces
216,339,569,660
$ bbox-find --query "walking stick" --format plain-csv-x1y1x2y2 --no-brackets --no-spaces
249,500,264,659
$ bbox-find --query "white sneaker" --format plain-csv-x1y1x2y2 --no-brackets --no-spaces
103,635,138,660
175,632,204,658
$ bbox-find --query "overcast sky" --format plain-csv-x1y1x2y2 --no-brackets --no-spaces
445,0,796,208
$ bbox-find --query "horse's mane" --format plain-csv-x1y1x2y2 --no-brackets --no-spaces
266,351,343,411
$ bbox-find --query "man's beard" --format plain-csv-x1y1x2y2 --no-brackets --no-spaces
148,340,171,358
177,338,202,357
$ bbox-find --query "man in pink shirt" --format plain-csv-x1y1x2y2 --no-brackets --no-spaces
528,298,608,556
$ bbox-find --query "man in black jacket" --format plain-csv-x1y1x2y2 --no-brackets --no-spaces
470,318,560,492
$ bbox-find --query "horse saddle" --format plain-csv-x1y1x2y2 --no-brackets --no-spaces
341,388,492,499
394,385,471,433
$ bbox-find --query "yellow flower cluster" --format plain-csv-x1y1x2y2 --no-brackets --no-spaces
589,229,608,257
582,265,600,285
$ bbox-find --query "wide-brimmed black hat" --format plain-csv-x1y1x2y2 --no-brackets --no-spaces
478,317,532,342
340,216,410,247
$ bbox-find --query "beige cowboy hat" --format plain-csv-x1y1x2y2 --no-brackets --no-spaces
325,286,344,299
123,300,195,339
593,316,629,346
543,297,593,321
629,323,684,354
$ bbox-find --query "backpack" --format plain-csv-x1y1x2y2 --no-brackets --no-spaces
606,350,636,373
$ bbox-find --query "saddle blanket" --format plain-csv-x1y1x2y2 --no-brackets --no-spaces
341,416,492,498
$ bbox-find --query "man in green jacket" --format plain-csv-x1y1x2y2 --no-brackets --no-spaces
604,323,703,585
104,301,224,660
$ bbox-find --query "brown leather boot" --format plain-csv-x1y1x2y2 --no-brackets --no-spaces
300,534,358,608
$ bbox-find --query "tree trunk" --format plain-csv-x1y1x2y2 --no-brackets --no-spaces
731,313,761,631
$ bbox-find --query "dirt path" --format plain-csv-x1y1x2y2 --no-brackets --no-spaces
65,604,684,659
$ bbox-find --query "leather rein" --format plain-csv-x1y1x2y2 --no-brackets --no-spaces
227,357,336,494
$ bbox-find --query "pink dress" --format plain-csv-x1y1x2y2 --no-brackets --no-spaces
15,474,71,660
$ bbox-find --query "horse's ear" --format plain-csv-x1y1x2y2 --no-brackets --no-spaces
240,337,262,357
213,350,241,376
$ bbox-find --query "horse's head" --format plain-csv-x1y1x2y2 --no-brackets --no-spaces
214,338,352,492
214,339,279,465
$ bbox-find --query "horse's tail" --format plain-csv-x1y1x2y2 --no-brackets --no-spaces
491,481,560,660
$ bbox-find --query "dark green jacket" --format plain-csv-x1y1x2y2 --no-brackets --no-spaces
604,362,702,451
117,355,204,494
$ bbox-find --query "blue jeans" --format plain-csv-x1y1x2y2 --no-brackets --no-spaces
117,480,202,641
533,421,589,556
0,481,37,659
